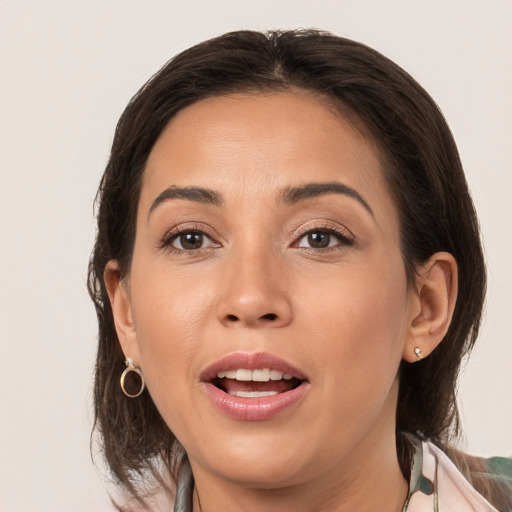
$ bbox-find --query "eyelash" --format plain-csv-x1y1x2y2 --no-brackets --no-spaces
159,223,354,254
292,224,354,251
159,224,219,255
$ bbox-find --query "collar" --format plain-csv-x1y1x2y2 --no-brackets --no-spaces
404,438,498,511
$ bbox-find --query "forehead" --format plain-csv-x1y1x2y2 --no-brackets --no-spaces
141,91,393,219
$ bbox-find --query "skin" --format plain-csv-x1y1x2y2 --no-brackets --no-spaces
106,91,457,512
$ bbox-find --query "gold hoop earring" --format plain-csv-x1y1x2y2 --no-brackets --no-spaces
120,357,145,397
414,347,423,361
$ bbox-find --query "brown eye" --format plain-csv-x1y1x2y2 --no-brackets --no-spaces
295,228,353,250
172,231,206,250
307,232,331,248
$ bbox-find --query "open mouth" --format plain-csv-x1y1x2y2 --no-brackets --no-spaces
211,368,303,398
200,353,309,420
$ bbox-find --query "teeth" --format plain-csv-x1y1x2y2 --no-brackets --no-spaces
227,390,279,398
252,369,270,382
270,369,283,380
235,369,253,381
217,368,293,382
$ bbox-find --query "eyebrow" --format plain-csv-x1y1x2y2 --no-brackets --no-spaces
148,185,223,218
148,181,373,219
281,182,374,217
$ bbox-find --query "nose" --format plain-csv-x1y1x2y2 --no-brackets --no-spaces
216,245,293,329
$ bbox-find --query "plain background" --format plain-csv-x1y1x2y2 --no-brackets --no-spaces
0,1,510,511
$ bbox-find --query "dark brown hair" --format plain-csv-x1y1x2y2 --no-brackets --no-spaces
88,29,505,507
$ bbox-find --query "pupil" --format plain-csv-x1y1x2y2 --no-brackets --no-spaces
308,232,330,248
181,232,203,250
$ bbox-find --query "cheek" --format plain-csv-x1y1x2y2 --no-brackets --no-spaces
129,286,213,440
128,261,215,399
297,265,408,442
297,254,409,379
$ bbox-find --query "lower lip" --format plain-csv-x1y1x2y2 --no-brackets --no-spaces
202,382,308,421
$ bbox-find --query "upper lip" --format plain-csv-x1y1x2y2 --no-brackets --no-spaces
200,352,308,383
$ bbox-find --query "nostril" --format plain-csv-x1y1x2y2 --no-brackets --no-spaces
223,312,280,325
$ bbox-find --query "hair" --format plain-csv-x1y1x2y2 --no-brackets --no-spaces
88,29,509,508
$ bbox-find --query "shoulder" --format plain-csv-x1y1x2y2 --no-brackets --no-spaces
484,455,512,485
479,455,512,510
405,437,512,511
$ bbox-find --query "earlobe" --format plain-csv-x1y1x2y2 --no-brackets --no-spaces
104,260,140,363
403,252,458,363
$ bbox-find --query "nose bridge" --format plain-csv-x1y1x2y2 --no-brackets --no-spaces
216,238,292,328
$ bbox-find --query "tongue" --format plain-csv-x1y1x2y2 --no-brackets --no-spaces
218,378,299,394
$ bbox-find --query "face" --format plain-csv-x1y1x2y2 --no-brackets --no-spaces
115,91,420,489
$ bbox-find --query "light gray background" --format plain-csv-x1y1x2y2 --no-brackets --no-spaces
0,1,510,511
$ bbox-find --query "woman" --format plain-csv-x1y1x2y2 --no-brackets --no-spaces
88,30,512,511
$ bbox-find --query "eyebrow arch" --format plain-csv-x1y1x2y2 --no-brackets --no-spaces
281,181,374,217
148,185,223,218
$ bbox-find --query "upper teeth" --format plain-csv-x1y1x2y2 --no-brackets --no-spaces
217,368,293,382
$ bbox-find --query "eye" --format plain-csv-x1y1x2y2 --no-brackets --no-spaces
295,229,353,250
167,230,216,251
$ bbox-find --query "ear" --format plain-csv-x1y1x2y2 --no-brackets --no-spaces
403,252,458,362
104,260,140,364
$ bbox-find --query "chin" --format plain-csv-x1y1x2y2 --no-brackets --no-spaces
214,458,306,489
189,433,312,488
